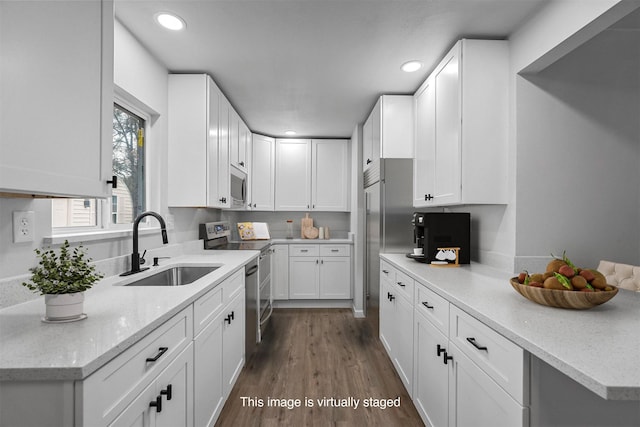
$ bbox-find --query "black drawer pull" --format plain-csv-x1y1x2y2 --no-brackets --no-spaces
396,281,405,287
382,270,389,274
387,292,395,302
149,395,162,413
466,337,488,351
146,347,168,362
422,301,434,309
160,384,172,401
443,351,453,365
437,344,445,356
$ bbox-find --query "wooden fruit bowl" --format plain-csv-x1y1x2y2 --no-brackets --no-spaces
509,278,618,309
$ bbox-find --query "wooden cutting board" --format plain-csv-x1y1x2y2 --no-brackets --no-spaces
301,213,313,238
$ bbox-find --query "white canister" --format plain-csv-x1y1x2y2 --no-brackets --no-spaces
318,227,325,239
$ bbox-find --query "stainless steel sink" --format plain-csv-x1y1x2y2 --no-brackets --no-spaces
124,266,219,286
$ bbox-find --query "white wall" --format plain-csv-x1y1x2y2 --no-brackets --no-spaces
509,1,640,271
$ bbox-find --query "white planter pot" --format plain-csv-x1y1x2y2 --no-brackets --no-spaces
44,292,85,321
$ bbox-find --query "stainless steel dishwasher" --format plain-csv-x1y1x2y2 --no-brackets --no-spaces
244,258,259,357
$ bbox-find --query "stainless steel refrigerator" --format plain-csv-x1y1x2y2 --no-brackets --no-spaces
364,158,414,314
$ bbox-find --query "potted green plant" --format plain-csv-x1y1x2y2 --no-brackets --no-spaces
22,240,103,321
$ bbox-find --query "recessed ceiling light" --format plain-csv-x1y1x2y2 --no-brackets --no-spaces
401,60,423,73
284,130,297,136
155,12,186,31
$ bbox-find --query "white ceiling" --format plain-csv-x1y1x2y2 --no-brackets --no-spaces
115,0,549,138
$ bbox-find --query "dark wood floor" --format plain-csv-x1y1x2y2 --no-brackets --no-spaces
215,308,424,427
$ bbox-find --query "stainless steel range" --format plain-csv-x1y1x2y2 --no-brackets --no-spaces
199,221,272,355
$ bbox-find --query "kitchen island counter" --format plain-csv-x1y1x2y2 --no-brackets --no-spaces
0,250,258,381
380,253,640,401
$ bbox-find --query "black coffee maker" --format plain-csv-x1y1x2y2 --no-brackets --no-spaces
411,212,471,264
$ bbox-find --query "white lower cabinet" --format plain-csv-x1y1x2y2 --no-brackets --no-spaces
110,344,194,427
380,262,529,427
0,266,247,427
414,310,450,427
288,244,351,299
194,309,224,427
271,244,290,300
379,270,414,396
194,267,246,427
222,291,246,396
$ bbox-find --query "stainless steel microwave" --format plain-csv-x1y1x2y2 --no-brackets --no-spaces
230,167,246,209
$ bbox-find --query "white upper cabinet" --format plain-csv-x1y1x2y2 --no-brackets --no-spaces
0,0,113,198
230,109,249,173
168,74,230,208
275,139,350,211
249,134,275,210
274,139,312,211
413,39,508,207
312,140,349,211
362,95,414,172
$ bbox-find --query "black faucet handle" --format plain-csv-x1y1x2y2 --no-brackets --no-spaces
139,249,147,265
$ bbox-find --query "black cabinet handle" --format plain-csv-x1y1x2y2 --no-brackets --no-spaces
382,270,389,274
425,194,433,201
107,175,118,189
149,395,162,413
160,384,172,401
437,344,445,357
422,301,434,309
389,294,395,301
443,351,453,365
397,281,405,287
146,347,168,362
366,158,372,165
239,161,245,167
466,337,488,351
225,311,235,324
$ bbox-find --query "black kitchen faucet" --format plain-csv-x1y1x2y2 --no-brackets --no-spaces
120,211,168,276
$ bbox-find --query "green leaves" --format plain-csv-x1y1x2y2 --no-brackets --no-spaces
553,272,573,290
22,240,103,295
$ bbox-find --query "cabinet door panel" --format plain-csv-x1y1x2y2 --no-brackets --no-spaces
216,96,231,208
272,245,289,300
275,139,311,210
414,312,449,427
0,0,112,198
379,281,395,356
222,292,245,396
413,78,436,207
393,294,414,395
289,257,319,299
434,52,461,205
319,257,350,299
155,345,193,427
194,314,224,427
312,140,349,211
250,134,275,210
450,347,526,427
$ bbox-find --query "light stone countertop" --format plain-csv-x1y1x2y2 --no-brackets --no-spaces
380,253,640,400
0,250,258,382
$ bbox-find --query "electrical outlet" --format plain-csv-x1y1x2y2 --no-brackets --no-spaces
13,211,35,243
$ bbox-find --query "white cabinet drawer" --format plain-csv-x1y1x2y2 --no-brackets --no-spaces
393,269,414,301
223,267,245,303
415,281,449,335
319,245,350,257
290,244,319,257
449,305,528,404
380,260,393,284
194,285,223,337
81,306,194,426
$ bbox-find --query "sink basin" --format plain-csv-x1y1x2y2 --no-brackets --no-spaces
125,266,219,286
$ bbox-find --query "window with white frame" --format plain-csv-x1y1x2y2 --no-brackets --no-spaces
52,102,147,230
